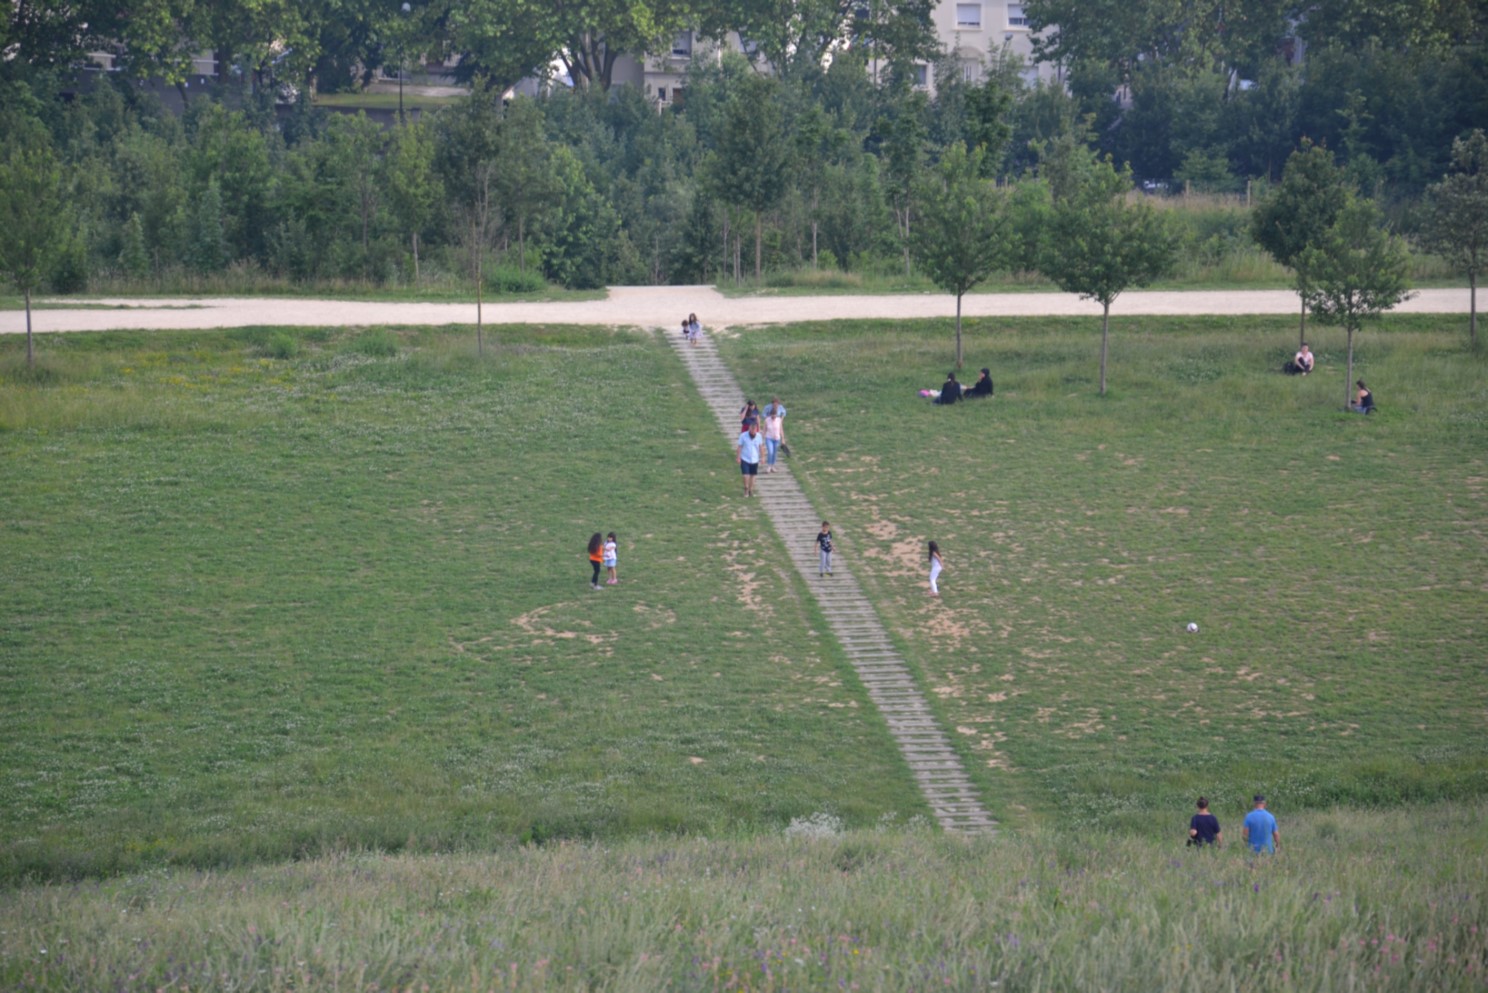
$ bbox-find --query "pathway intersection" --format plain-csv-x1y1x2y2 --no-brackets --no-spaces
665,327,997,835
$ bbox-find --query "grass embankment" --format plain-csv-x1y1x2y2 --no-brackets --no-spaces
2,804,1485,991
2,314,1486,990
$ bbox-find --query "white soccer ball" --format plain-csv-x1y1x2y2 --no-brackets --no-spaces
1186,622,1199,633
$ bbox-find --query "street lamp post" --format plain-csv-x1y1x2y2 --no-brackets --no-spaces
398,2,411,123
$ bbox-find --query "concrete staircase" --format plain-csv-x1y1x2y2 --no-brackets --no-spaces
667,328,995,835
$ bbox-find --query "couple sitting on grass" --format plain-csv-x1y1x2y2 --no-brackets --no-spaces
922,368,993,404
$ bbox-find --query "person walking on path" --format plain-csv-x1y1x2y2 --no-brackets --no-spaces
587,532,604,590
736,421,764,497
687,312,702,346
815,521,834,577
1188,797,1222,847
764,403,786,473
603,532,619,585
1242,795,1279,853
928,541,944,596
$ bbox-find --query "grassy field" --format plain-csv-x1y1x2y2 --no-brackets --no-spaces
2,312,1486,989
0,324,928,883
716,313,1488,832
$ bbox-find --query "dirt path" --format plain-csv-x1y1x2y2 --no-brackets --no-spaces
1,286,1471,335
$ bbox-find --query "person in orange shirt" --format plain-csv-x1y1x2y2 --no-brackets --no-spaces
587,532,604,590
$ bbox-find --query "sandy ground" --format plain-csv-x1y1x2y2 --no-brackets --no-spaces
0,285,1472,335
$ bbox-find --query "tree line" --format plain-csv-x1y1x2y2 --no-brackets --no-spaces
2,0,1486,373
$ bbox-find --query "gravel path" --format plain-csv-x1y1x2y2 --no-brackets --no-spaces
2,286,1471,334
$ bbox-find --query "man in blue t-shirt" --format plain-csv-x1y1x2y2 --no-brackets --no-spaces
1242,794,1279,853
736,422,765,497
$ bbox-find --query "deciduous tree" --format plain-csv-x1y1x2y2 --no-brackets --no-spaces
1299,195,1412,409
0,139,68,367
1040,154,1177,395
1251,140,1351,346
910,142,1012,368
1421,129,1488,349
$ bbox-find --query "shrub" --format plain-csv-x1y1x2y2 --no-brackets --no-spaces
343,328,400,358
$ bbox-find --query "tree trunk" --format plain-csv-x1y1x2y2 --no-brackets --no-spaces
1471,270,1478,349
955,292,964,370
412,231,420,284
25,286,34,369
1345,325,1355,410
474,221,484,357
1298,294,1307,347
1100,302,1111,395
754,210,763,283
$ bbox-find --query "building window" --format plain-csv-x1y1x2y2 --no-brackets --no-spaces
957,4,982,28
671,31,692,57
656,87,668,103
911,64,928,88
1008,4,1028,27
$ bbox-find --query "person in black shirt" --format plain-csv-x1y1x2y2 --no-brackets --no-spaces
1188,796,1222,847
933,372,962,404
965,368,994,398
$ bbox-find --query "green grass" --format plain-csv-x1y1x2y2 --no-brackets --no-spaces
0,324,927,883
1,314,1485,891
2,803,1485,992
717,313,1488,833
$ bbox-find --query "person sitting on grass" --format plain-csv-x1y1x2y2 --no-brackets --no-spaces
1351,380,1374,414
964,368,994,398
1285,343,1314,375
932,372,962,405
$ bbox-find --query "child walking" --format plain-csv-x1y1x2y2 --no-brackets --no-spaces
815,521,833,577
927,540,943,596
603,532,619,584
587,532,604,590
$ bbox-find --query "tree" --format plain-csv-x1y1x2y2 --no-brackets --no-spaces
0,141,67,368
710,73,791,281
434,92,505,353
1040,155,1178,395
1251,141,1351,346
910,143,1012,368
702,0,939,81
432,0,565,92
320,113,387,275
492,98,558,273
385,121,443,284
876,87,929,276
1421,129,1488,349
1299,195,1412,410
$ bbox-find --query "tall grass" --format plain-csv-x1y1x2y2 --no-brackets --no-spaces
1,803,1484,991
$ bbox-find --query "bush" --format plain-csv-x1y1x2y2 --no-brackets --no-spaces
261,332,299,360
484,265,547,295
343,328,400,358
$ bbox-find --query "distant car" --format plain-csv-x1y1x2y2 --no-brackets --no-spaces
1141,180,1170,194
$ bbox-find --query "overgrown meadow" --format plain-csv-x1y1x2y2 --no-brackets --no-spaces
3,805,1486,992
1,313,1486,990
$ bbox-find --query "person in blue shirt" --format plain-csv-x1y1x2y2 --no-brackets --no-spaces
736,421,765,498
1242,794,1279,853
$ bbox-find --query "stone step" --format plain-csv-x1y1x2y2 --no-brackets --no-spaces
669,322,994,835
